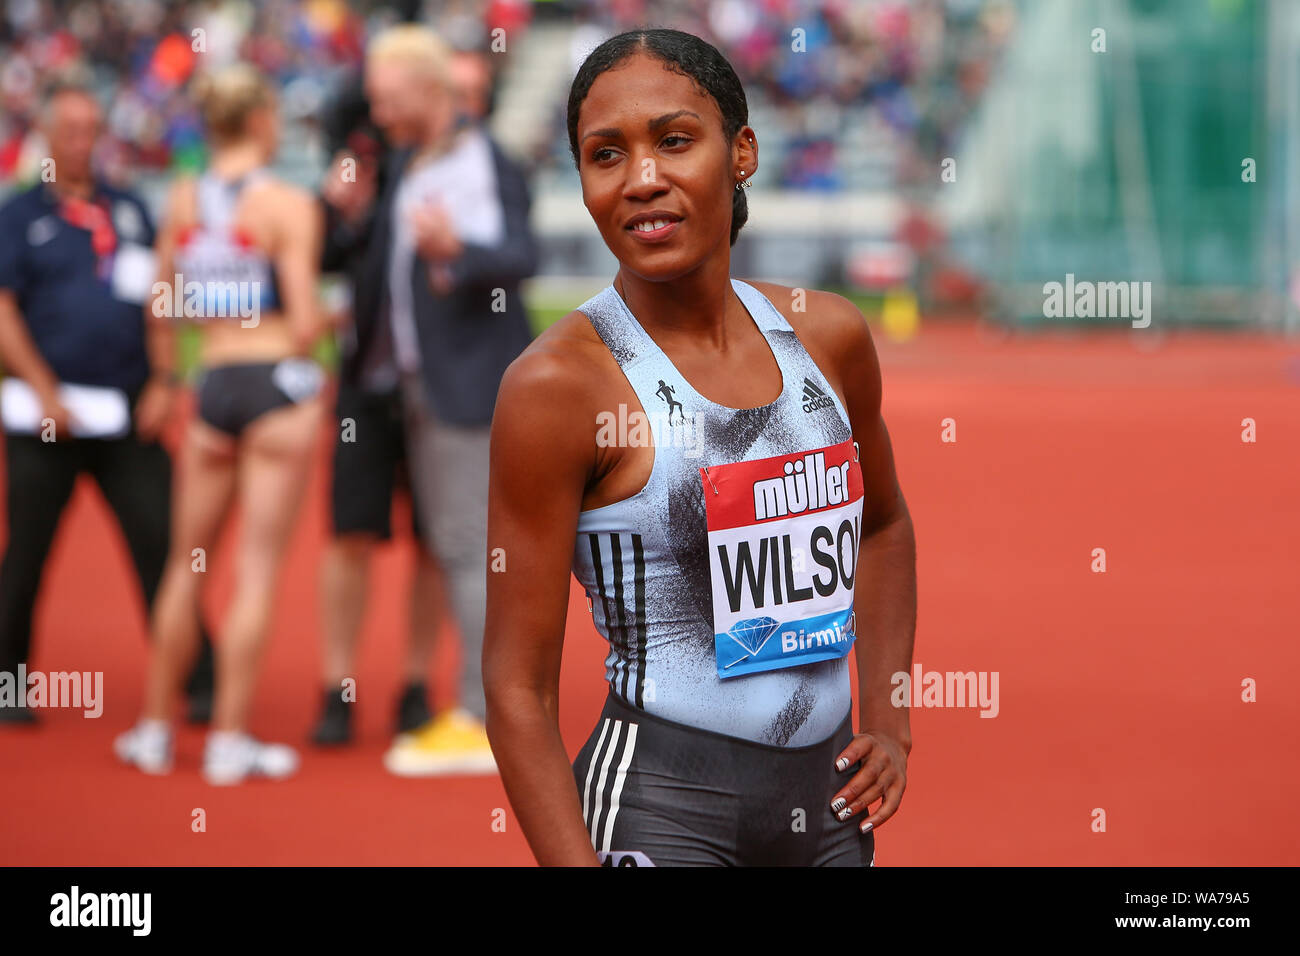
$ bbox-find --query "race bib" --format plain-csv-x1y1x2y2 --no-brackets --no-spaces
703,438,863,679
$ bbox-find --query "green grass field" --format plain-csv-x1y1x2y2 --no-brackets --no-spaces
527,290,887,336
169,288,888,379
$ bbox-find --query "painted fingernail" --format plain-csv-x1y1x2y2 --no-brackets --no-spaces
860,821,874,833
835,757,850,771
830,797,846,813
837,808,852,821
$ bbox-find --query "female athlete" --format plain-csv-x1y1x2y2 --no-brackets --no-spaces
115,64,325,784
484,29,917,865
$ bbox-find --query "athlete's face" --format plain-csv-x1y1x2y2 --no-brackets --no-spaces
576,53,756,281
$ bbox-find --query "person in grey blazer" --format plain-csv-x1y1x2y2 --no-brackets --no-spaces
346,26,537,774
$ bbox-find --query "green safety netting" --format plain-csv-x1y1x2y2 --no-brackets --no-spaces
942,0,1281,328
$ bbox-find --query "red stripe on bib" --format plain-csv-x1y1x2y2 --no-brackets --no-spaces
701,438,862,532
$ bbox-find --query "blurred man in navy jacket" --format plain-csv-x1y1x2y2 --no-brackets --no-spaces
0,75,214,724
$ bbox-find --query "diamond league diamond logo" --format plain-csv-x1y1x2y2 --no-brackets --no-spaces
726,616,781,659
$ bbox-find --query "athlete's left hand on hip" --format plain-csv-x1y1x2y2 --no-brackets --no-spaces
829,731,909,833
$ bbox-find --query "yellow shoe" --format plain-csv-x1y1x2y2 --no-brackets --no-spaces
382,708,498,777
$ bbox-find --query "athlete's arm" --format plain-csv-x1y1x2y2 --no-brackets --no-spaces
484,329,603,866
824,292,915,830
760,284,916,831
132,180,197,438
135,300,178,440
269,184,325,356
273,185,325,354
132,189,178,440
146,178,191,327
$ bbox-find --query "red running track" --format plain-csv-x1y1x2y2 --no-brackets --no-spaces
2,318,1298,865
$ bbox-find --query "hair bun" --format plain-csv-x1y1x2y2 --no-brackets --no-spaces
191,63,272,144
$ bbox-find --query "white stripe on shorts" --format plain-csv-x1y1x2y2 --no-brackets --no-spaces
582,718,612,832
600,723,639,853
589,720,623,844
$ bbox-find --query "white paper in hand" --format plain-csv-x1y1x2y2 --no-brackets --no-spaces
1,378,131,438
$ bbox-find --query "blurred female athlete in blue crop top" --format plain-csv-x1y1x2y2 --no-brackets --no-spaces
116,64,325,785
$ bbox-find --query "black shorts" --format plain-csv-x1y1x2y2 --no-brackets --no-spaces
195,359,324,437
573,690,876,867
330,382,420,540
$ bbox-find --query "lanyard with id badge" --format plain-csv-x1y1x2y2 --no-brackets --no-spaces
702,438,864,679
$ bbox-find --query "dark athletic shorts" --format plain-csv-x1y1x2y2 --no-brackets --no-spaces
195,359,324,437
573,690,876,867
330,381,421,541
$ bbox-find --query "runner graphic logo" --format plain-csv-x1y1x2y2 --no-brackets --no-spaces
802,378,834,413
655,380,687,424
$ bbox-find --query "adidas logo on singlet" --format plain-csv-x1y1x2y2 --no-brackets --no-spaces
801,377,834,413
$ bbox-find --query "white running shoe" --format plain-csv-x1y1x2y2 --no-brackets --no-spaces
203,731,299,786
114,721,174,775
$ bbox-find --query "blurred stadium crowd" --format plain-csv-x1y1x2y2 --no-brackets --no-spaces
1,0,1015,197
561,0,1014,191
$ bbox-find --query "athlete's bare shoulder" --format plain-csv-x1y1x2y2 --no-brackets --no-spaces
519,308,612,375
254,176,315,220
742,279,881,409
742,280,873,353
163,174,201,224
497,308,621,425
165,173,200,201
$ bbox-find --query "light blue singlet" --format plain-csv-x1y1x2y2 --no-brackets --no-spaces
571,278,865,748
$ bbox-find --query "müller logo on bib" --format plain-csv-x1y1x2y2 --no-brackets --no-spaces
701,438,864,679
